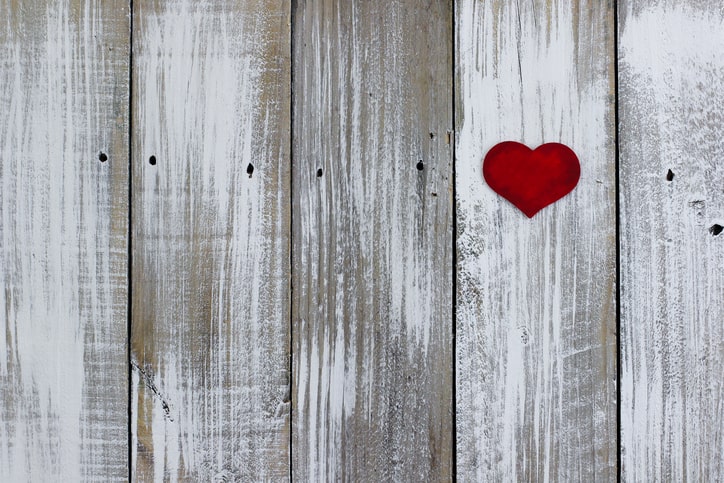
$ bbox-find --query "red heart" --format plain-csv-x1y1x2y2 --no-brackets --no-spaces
483,141,580,218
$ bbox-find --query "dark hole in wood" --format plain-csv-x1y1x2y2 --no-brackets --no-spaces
429,132,435,139
710,224,723,236
98,152,107,162
666,169,674,181
317,168,323,177
247,163,254,177
416,160,424,171
149,155,157,166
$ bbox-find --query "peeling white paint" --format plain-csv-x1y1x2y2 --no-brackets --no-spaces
0,1,129,481
293,1,453,480
132,0,290,480
455,0,616,480
619,2,724,481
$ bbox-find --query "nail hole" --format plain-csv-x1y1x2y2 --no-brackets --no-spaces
666,169,674,181
316,168,323,177
98,152,108,162
518,326,529,345
429,132,435,139
416,160,424,171
247,163,254,178
710,224,723,236
149,155,157,165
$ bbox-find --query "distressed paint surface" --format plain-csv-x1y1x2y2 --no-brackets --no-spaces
0,1,129,481
455,1,617,481
619,3,724,481
292,0,453,480
131,1,291,480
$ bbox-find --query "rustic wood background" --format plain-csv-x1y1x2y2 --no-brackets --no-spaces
1,0,722,481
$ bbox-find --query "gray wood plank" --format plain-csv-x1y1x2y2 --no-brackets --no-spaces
455,0,617,480
0,1,130,480
130,1,291,479
619,2,724,480
291,1,453,480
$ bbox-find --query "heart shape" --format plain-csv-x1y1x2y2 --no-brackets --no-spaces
483,141,580,218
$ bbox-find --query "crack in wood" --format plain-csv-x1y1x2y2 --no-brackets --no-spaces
131,360,173,421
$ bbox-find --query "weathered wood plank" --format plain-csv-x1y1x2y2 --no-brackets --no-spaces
619,2,724,481
455,1,617,480
292,1,453,480
0,1,130,480
131,1,291,480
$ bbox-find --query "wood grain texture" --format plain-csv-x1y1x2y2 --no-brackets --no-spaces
292,1,453,480
0,1,129,480
455,1,617,480
619,2,724,481
131,1,291,480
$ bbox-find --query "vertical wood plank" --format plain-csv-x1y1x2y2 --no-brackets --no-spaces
131,1,291,480
0,1,129,480
292,1,453,480
619,2,724,481
455,1,617,480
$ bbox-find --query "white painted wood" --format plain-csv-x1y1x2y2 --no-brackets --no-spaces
455,0,617,480
0,1,130,480
619,2,724,481
131,1,291,480
292,1,453,480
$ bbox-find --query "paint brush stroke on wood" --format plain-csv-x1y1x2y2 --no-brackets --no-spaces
0,1,130,480
455,0,617,480
131,0,290,480
619,2,724,480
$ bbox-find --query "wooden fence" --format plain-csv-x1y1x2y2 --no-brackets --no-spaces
1,0,723,481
